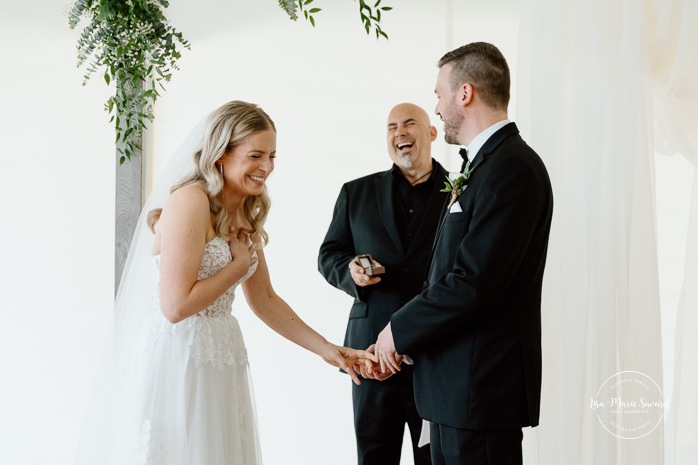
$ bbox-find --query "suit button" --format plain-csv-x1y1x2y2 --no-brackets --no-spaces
402,266,409,272
422,281,429,290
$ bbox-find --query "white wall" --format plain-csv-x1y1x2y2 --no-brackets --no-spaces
0,2,115,465
0,1,689,465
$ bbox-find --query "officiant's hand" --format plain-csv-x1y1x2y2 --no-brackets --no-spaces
320,343,377,385
349,259,382,287
374,322,402,375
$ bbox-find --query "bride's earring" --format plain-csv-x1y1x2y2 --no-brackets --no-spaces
219,163,225,200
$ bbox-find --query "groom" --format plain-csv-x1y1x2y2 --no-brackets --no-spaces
372,42,554,464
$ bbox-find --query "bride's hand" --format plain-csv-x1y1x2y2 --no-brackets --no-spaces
319,343,377,385
228,228,255,269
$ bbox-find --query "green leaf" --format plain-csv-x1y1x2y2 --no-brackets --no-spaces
104,72,110,85
309,8,320,13
381,6,393,11
309,15,315,27
375,0,381,6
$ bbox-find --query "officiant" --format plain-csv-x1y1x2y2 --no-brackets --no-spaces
318,103,449,465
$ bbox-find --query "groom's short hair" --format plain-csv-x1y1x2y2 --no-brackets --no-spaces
438,42,510,112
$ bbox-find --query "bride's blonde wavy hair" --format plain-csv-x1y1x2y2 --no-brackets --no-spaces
148,100,275,246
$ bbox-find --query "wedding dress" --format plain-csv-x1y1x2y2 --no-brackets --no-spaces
75,236,263,465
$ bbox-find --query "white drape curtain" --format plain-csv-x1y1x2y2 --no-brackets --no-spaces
516,0,697,464
652,1,698,462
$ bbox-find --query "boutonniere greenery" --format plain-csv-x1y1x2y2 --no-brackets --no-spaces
441,166,474,208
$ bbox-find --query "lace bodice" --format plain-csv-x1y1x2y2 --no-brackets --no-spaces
152,236,258,318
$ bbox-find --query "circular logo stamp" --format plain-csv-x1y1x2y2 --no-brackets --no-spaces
589,371,664,439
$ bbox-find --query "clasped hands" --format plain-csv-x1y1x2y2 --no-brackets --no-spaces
326,323,402,384
355,323,403,381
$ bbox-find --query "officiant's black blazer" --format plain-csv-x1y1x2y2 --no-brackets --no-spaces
391,123,553,430
318,161,449,352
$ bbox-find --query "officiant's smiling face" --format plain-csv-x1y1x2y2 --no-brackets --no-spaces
217,129,276,200
386,103,437,171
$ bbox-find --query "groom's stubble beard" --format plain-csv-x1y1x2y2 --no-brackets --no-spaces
444,126,459,145
442,105,465,146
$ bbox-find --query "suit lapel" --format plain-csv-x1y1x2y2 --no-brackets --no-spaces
375,172,405,254
428,123,520,258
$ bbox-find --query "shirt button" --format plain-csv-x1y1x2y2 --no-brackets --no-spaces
402,266,410,272
408,209,414,214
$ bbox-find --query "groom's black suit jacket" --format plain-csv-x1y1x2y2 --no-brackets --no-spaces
318,161,449,352
392,123,553,430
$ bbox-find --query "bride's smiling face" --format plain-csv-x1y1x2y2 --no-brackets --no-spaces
217,129,276,200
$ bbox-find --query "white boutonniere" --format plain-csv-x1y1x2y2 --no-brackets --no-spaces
441,166,475,208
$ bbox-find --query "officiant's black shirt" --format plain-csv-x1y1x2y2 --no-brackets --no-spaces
391,160,438,248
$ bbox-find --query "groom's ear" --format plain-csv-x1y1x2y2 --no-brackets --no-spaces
460,83,474,107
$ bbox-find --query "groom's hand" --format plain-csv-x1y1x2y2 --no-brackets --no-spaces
357,345,395,381
374,323,402,375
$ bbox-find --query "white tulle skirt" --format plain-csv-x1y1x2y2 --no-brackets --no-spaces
75,312,262,465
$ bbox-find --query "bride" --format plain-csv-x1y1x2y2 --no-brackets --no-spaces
74,101,371,465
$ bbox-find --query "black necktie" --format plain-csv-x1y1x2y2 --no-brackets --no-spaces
459,148,470,173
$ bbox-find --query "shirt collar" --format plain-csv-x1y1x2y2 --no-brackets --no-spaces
391,159,437,185
464,119,511,162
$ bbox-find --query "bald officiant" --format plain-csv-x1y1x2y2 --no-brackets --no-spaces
318,103,449,465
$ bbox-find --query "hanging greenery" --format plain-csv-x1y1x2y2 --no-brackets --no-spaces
70,0,392,164
278,0,392,38
69,0,189,164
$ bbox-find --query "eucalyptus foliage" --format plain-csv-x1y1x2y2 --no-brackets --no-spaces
357,0,392,39
278,0,392,37
70,0,391,165
69,0,189,164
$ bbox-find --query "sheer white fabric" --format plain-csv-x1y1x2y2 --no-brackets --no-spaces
650,2,698,464
514,0,697,463
74,116,263,465
517,0,697,463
